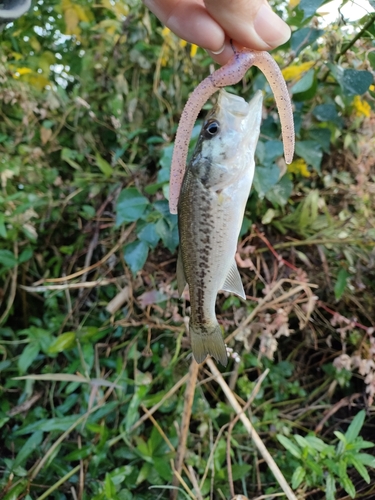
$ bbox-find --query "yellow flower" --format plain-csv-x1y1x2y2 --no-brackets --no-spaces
289,0,300,7
288,158,311,177
353,95,371,118
162,26,171,37
190,44,198,57
179,39,187,48
282,61,315,81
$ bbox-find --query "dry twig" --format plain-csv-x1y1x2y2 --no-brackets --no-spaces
206,358,297,500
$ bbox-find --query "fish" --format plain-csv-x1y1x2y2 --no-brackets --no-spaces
177,88,263,366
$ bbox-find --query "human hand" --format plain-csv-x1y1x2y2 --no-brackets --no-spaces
143,0,291,64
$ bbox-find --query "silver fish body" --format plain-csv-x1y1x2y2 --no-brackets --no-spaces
177,89,263,366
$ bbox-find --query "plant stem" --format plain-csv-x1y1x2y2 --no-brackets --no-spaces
336,13,375,61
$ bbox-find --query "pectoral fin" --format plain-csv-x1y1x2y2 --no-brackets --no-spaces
176,248,187,297
221,260,246,300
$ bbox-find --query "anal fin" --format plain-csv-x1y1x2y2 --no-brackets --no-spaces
221,260,246,300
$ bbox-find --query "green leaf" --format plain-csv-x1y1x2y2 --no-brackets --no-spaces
345,410,365,442
2,480,28,500
334,268,350,300
18,342,40,373
13,431,44,469
291,28,324,55
350,455,370,483
294,434,311,451
153,457,174,482
95,152,113,178
304,435,329,453
105,473,117,499
115,188,149,226
253,163,280,198
262,140,283,165
64,445,93,462
341,476,356,499
298,0,327,21
313,103,343,126
368,51,375,70
137,222,160,249
276,435,302,459
15,415,79,435
18,248,33,264
47,332,76,354
0,213,7,238
291,69,315,94
305,458,323,477
108,465,134,485
0,249,17,269
325,474,336,500
291,466,306,489
295,141,323,172
340,69,373,96
355,453,375,467
61,147,81,170
308,128,331,153
123,240,149,274
155,218,179,252
265,174,293,207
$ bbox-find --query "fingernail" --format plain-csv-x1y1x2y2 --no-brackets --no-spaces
211,44,225,55
254,4,291,48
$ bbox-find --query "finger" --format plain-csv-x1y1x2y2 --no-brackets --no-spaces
143,0,225,52
204,0,291,51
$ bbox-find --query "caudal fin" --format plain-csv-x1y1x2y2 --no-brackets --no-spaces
190,323,227,367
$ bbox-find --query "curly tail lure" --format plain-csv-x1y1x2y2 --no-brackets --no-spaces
169,48,295,214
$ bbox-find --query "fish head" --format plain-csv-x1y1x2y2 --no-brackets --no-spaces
190,89,263,189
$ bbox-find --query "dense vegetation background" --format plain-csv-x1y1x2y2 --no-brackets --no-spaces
1,0,375,498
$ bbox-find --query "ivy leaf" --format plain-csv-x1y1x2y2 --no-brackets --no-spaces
298,0,327,21
137,223,160,249
123,240,149,274
155,218,179,252
313,104,343,126
116,188,149,226
341,69,373,96
308,128,331,153
295,141,323,172
262,140,283,165
265,175,293,207
253,163,280,198
291,28,324,55
291,69,315,94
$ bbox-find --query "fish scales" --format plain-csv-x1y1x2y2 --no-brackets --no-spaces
177,89,263,366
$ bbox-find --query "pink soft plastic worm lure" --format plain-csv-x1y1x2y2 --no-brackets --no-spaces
169,48,295,214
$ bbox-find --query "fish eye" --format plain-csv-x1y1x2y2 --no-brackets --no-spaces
203,120,220,138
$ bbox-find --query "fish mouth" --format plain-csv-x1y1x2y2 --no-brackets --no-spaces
215,89,263,118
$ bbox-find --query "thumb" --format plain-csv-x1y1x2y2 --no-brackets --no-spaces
204,0,291,53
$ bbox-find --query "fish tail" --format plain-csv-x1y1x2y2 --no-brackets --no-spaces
190,323,228,367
